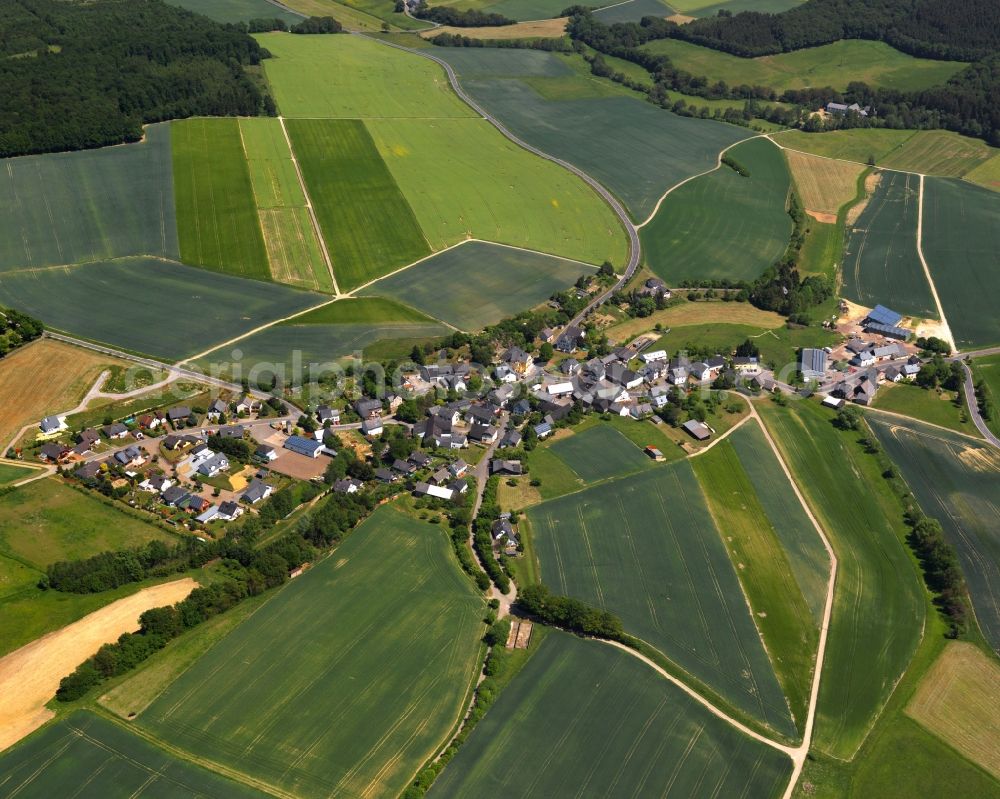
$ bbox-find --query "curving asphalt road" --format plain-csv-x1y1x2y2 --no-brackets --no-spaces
945,347,1000,450
357,33,642,330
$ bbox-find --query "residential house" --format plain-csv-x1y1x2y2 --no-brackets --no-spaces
431,467,451,485
449,480,468,496
39,442,70,462
449,459,469,478
39,415,67,435
640,349,667,365
139,475,172,493
538,327,556,344
469,423,499,444
255,444,278,462
235,396,259,415
733,356,760,376
534,421,553,439
217,501,243,521
241,479,273,504
206,399,228,421
392,458,417,475
137,412,165,430
555,325,583,354
491,518,515,543
76,461,103,480
688,362,712,383
374,468,397,483
196,506,220,524
284,435,324,458
640,277,670,298
216,424,244,440
884,366,903,383
77,428,101,448
167,406,191,426
316,405,340,425
502,347,533,375
361,418,383,437
408,451,431,468
491,459,523,475
197,453,230,477
510,399,531,416
183,495,210,514
631,402,654,419
494,364,518,384
499,429,522,448
825,101,869,117
547,381,574,397
102,422,129,440
114,446,144,468
333,478,363,494
489,384,517,407
705,356,726,376
414,482,453,500
873,343,904,362
162,486,189,507
466,404,496,426
354,398,382,419
851,349,876,368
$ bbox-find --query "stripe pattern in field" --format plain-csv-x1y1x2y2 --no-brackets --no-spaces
922,177,1000,349
172,118,270,281
428,632,793,799
139,506,484,799
640,137,794,284
869,416,1000,655
842,170,936,319
287,118,430,291
360,241,593,331
549,424,651,483
529,462,797,736
0,123,178,272
784,149,865,218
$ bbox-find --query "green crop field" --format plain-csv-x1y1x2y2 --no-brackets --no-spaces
593,0,675,23
692,428,819,731
0,257,324,361
0,711,269,799
640,137,793,283
0,479,174,570
287,118,429,291
163,0,303,23
774,128,918,167
687,0,803,13
640,39,965,94
842,170,936,318
529,463,796,736
366,118,626,266
139,506,484,799
429,0,572,19
549,424,652,483
869,416,1000,655
972,354,1000,437
965,152,1000,192
758,400,924,759
258,33,472,118
436,48,753,220
429,632,793,799
0,463,35,486
238,118,306,209
0,123,177,272
922,177,1000,349
292,296,435,325
0,553,38,601
336,0,430,29
871,383,978,436
654,322,771,358
360,241,593,331
283,0,390,31
172,118,269,280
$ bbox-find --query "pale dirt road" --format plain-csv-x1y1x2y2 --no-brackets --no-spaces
0,578,197,752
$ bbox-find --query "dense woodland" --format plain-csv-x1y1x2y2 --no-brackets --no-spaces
567,0,1000,145
0,307,44,358
0,0,272,157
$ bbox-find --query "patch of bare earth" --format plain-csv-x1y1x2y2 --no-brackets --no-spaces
845,171,882,226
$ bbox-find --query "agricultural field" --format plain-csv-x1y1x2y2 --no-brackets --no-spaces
429,632,793,799
0,338,121,451
549,424,652,483
0,463,36,487
922,177,1000,349
640,39,966,94
593,0,676,23
871,383,978,436
685,0,802,13
359,241,593,331
609,297,785,343
784,149,866,219
287,118,429,291
906,642,1000,779
163,0,302,22
965,152,1000,192
282,0,390,30
428,0,572,20
842,170,936,319
172,118,269,280
239,118,306,208
868,416,1000,655
0,123,178,272
640,137,794,284
258,33,472,118
0,257,325,362
971,353,1000,437
0,553,37,600
0,711,269,799
758,399,924,759
692,427,820,729
422,18,568,39
0,479,175,571
334,0,430,29
366,117,626,266
797,218,843,278
529,463,797,737
139,506,485,799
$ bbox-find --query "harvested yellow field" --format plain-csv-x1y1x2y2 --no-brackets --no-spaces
609,300,784,342
906,642,1000,779
422,18,567,40
785,149,865,219
0,338,123,452
0,578,197,751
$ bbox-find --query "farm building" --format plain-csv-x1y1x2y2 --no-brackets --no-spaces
800,348,828,381
645,446,665,461
862,305,910,340
284,435,324,458
682,420,712,441
822,395,845,409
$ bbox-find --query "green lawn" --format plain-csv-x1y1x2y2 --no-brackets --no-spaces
429,632,793,799
758,399,924,759
641,138,793,284
640,39,966,94
0,123,178,273
139,505,485,799
0,711,270,798
172,118,269,281
0,463,36,486
871,383,978,436
359,241,593,331
549,424,652,483
258,33,472,118
0,479,175,570
287,118,429,291
0,553,39,601
774,128,919,167
922,178,1000,349
971,354,1000,437
692,429,819,732
868,416,1000,655
366,117,626,267
530,463,797,737
654,322,772,357
755,324,841,373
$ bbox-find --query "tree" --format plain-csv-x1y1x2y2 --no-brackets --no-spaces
539,342,554,361
834,404,862,430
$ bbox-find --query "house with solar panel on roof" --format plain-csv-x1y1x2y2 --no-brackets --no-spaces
862,305,910,340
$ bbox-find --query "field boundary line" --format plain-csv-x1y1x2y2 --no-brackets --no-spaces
862,404,985,443
635,133,772,229
766,134,926,178
914,174,957,353
277,116,341,296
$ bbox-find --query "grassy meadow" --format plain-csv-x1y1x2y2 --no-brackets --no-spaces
549,424,652,483
0,463,36,486
758,399,924,759
965,152,1000,192
640,137,793,283
429,632,793,799
842,170,936,319
172,118,269,280
529,462,797,737
971,353,1000,437
359,241,593,331
869,416,1000,654
282,0,389,31
922,177,1000,349
139,506,485,799
870,383,978,436
0,123,178,272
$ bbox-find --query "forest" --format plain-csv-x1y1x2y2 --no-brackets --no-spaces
0,0,273,157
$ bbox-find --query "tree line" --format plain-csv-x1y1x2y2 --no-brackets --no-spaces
0,306,43,359
517,583,626,641
247,15,343,33
0,0,273,158
414,4,516,26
